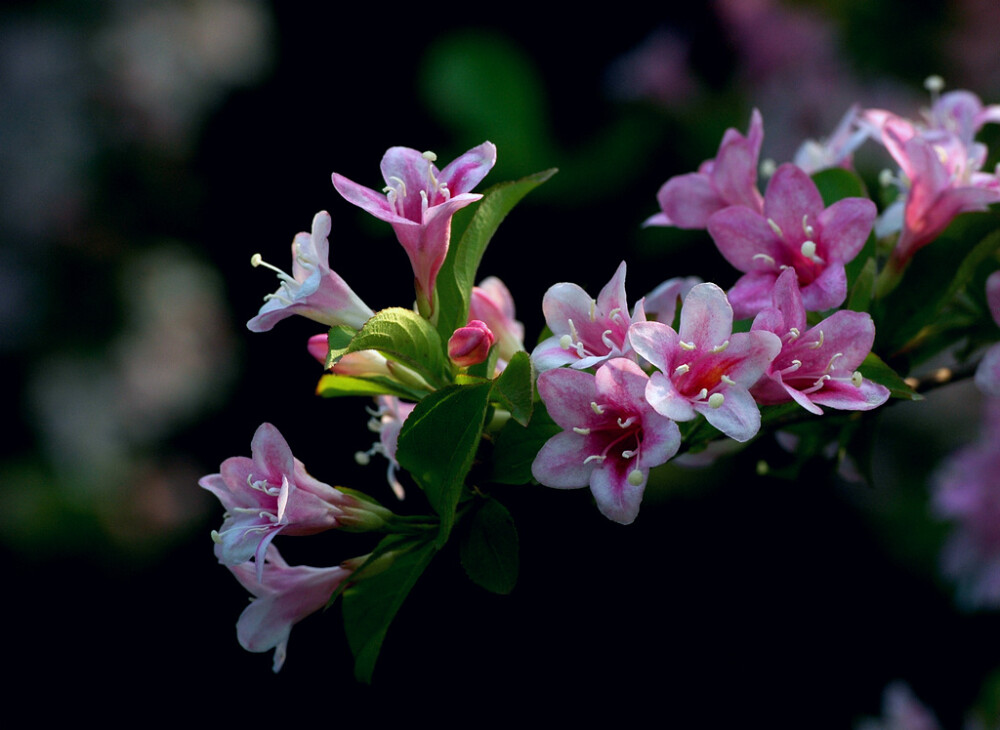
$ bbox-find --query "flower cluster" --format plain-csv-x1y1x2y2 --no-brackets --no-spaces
199,79,1000,686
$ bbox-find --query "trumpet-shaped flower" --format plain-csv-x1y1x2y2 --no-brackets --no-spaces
629,282,781,442
247,211,374,333
354,395,416,501
222,543,353,672
707,163,875,318
469,276,525,364
331,142,497,315
531,261,646,372
646,108,764,229
532,358,681,524
200,422,384,581
749,268,889,414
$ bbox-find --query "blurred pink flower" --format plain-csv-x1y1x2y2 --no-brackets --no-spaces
975,271,1000,396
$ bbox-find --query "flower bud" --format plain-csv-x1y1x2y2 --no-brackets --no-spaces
448,319,495,368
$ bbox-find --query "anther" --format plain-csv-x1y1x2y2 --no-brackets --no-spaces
708,392,725,408
824,352,843,373
710,340,730,354
674,364,690,375
421,150,438,162
589,300,597,322
621,449,637,459
573,427,591,435
802,215,815,238
617,417,636,429
753,253,777,268
679,340,696,351
584,455,606,465
767,218,784,237
808,330,825,349
590,402,605,415
721,374,736,386
787,328,800,340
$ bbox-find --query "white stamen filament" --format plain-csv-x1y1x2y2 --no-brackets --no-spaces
621,449,637,459
584,454,606,464
617,417,636,429
710,340,730,354
679,340,696,351
590,402,605,415
721,374,736,386
787,327,801,340
753,253,777,268
808,330,825,349
767,218,784,237
802,215,815,238
824,352,844,373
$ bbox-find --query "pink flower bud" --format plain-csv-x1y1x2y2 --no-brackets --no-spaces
448,319,495,367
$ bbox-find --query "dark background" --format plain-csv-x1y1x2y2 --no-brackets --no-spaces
4,1,998,724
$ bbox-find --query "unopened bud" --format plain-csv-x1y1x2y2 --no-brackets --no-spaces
448,320,496,368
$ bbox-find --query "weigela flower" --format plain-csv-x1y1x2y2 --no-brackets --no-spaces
355,395,417,501
247,211,374,333
629,282,781,442
646,108,764,229
975,270,1000,396
707,162,876,318
855,681,943,730
222,543,354,672
448,319,495,368
531,261,646,373
642,275,701,324
793,104,870,174
331,142,497,315
200,422,384,581
749,269,889,414
531,358,681,524
468,276,525,364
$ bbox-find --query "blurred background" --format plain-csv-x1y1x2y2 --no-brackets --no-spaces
4,0,1000,724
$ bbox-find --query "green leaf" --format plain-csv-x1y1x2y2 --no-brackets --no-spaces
489,399,560,485
435,169,557,344
396,381,492,544
324,325,358,367
315,373,422,401
858,351,922,401
846,256,877,313
459,497,519,595
941,226,1000,308
341,307,453,389
342,534,437,684
812,167,868,207
489,351,534,426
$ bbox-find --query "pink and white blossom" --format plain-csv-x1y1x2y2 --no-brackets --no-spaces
749,268,889,413
332,142,497,315
707,162,875,318
629,282,781,442
468,276,525,364
646,108,764,229
532,358,681,524
531,261,646,372
355,395,417,501
200,422,381,581
642,275,701,325
247,211,374,333
448,319,495,368
222,543,354,672
975,270,1000,396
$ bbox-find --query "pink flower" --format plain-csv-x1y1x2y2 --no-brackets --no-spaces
200,422,383,581
222,543,353,672
642,275,701,324
468,276,525,364
856,681,942,730
531,261,646,372
628,282,781,442
975,271,1000,396
646,109,764,229
448,319,495,368
331,142,497,315
749,268,889,413
792,104,870,174
247,211,374,333
707,163,875,318
532,358,681,524
355,396,417,501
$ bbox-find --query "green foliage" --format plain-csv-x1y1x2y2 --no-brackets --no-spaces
489,399,560,485
396,382,493,546
459,497,519,595
435,168,557,345
342,534,438,684
489,351,534,427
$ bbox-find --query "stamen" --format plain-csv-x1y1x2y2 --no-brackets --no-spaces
573,427,591,435
721,374,736,386
787,327,801,340
679,340,696,351
617,416,637,429
584,454,606,464
802,215,815,238
708,393,725,409
767,218,784,238
782,359,802,374
568,318,581,345
250,254,293,281
808,330,825,349
386,176,407,197
674,364,690,375
590,402,605,415
753,253,777,268
600,329,616,350
589,299,597,322
607,307,622,322
824,352,844,373
709,340,730,354
694,388,708,401
621,449,637,459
